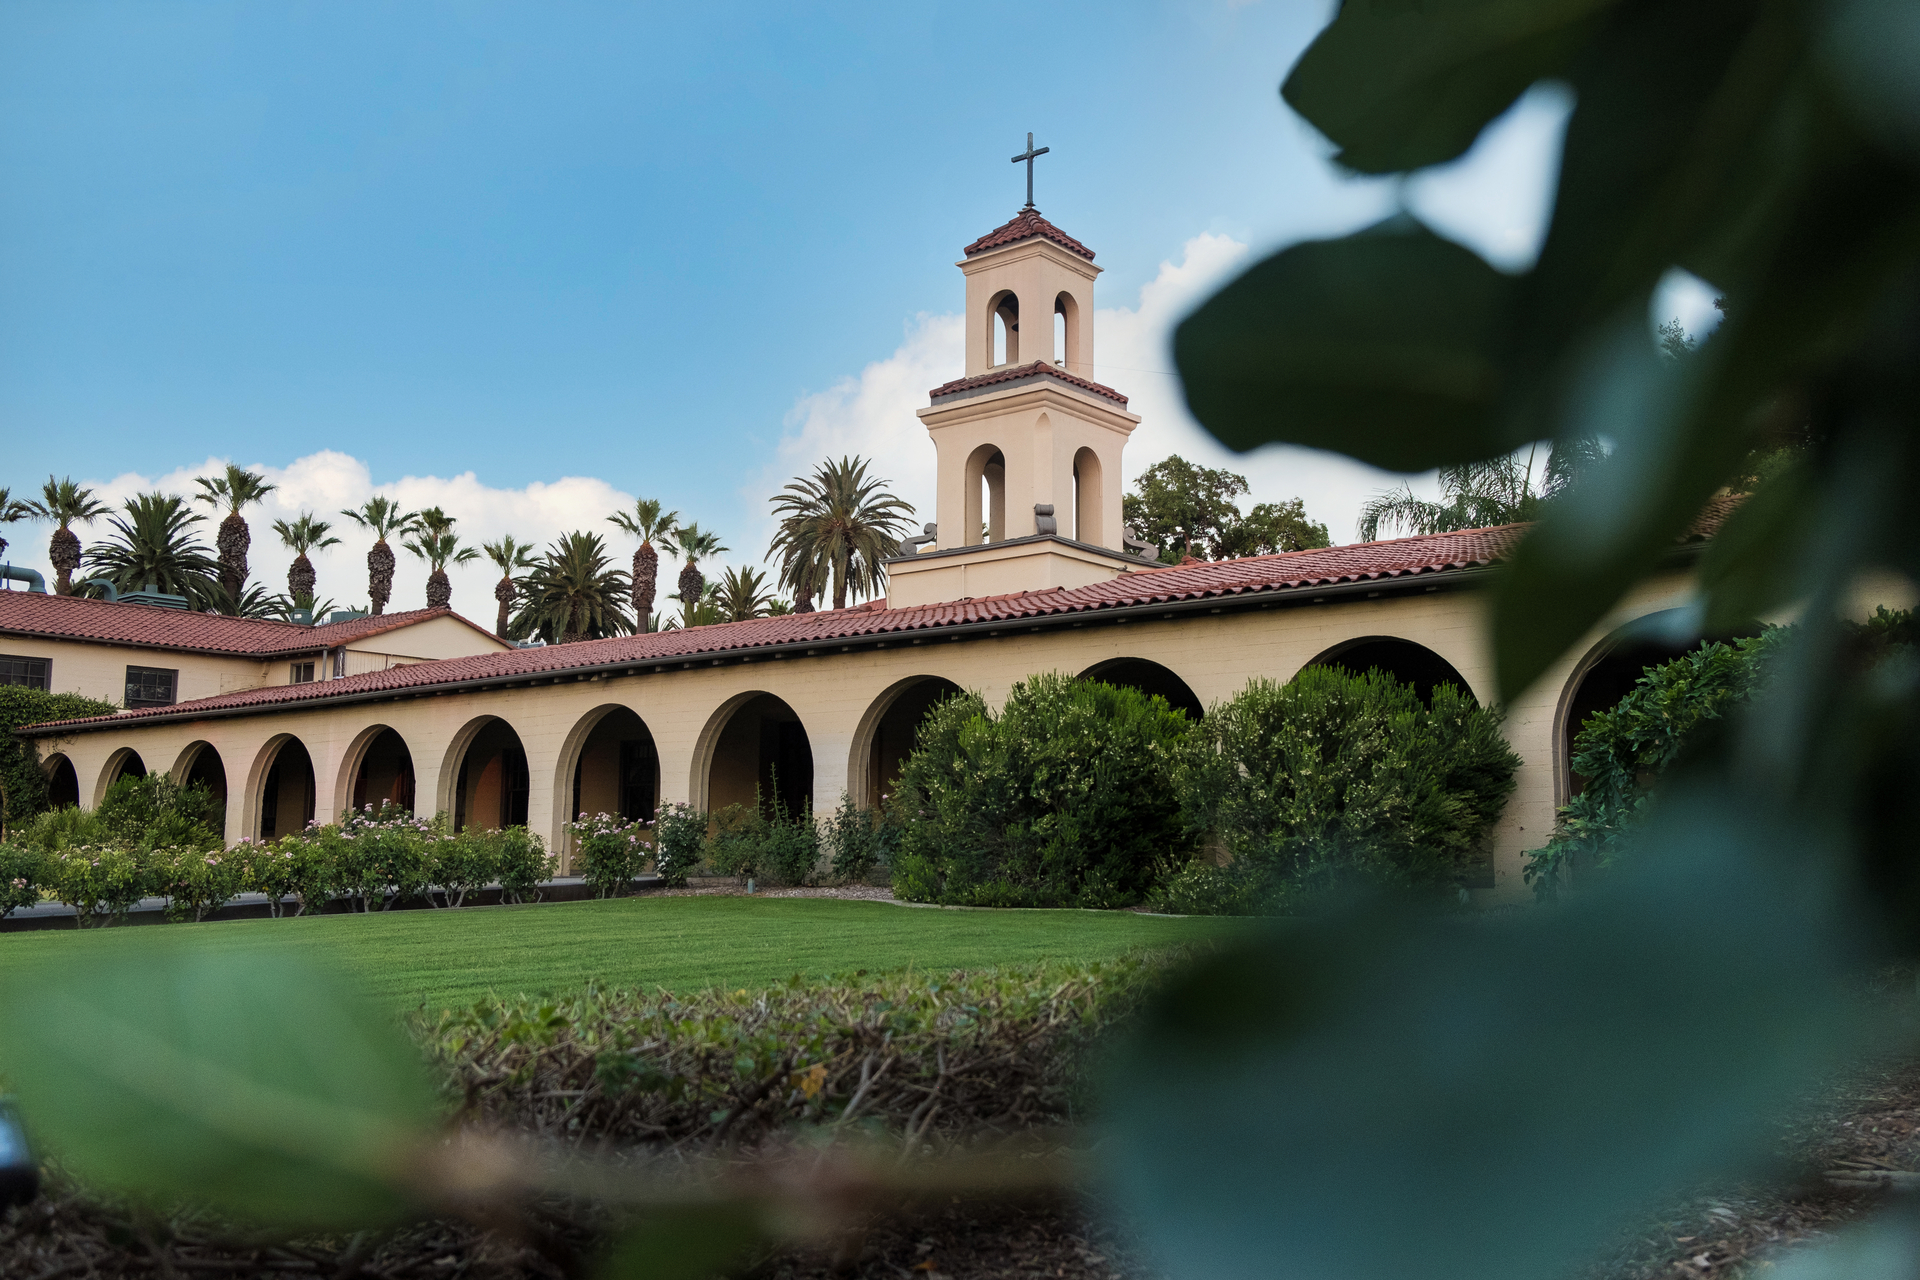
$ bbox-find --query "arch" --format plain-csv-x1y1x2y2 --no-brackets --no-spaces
555,703,661,825
1072,447,1104,544
172,741,229,834
964,443,1007,545
1554,608,1762,805
1079,658,1204,721
336,725,417,817
253,736,316,841
988,289,1020,367
694,691,814,818
41,753,79,810
441,715,529,832
848,676,964,808
93,747,146,806
1306,637,1473,705
1054,291,1079,369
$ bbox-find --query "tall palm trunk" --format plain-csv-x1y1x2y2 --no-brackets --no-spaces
288,553,316,601
49,527,81,595
216,513,250,597
368,539,395,615
494,576,514,638
426,569,452,609
678,560,703,619
634,542,658,631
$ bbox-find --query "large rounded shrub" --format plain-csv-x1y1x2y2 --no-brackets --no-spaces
1166,665,1519,911
890,673,1194,908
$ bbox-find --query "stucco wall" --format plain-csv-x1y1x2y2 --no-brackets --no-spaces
0,637,271,707
24,571,1699,899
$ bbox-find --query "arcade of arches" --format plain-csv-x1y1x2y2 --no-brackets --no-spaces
19,572,1716,898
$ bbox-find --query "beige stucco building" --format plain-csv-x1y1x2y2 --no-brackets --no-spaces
10,209,1725,900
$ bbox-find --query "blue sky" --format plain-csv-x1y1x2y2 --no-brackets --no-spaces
0,1,1719,614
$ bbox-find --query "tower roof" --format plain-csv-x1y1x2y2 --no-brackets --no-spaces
963,208,1095,262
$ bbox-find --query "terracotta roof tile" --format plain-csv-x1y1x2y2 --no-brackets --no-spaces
963,209,1095,262
0,593,500,659
929,360,1129,406
18,526,1531,732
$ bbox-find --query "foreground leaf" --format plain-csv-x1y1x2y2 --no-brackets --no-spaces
1174,219,1524,472
0,941,438,1229
1100,795,1864,1280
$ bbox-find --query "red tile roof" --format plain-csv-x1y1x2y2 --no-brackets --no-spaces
930,360,1129,406
0,593,503,660
963,209,1095,262
19,525,1536,732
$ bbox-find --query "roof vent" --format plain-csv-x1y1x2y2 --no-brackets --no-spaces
327,609,368,624
121,581,189,610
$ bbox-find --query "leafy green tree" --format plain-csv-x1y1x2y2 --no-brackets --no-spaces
480,535,537,639
1123,455,1329,562
27,477,110,594
713,565,778,622
339,497,419,617
0,687,119,834
607,498,679,632
1214,498,1331,558
768,456,914,610
192,464,277,601
84,493,221,605
511,531,633,644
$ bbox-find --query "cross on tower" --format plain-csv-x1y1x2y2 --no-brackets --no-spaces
1011,132,1050,209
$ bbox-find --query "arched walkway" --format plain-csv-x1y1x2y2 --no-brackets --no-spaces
1079,658,1204,720
42,753,79,810
257,737,316,840
175,742,229,834
562,705,660,823
1557,610,1761,800
348,727,416,814
1307,637,1473,705
850,676,963,808
699,692,813,818
446,717,529,832
94,747,146,805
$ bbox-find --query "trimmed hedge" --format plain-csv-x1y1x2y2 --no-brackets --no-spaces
890,674,1194,909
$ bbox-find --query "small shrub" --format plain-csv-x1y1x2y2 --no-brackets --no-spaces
493,827,554,904
15,805,103,854
571,811,652,898
95,774,222,853
44,845,149,927
232,838,297,917
0,842,47,917
429,827,497,907
341,804,434,909
757,792,819,888
154,845,245,923
1145,857,1272,916
822,792,901,885
704,802,768,878
649,803,705,887
891,675,1194,908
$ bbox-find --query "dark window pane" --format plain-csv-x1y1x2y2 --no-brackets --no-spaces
125,666,177,708
0,655,50,691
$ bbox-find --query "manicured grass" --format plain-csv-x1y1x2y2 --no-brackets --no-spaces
0,897,1248,1012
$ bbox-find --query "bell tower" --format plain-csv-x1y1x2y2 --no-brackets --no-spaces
886,150,1150,609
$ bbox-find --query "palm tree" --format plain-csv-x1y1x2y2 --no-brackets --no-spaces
481,535,538,639
714,565,779,622
607,498,679,633
669,523,726,625
200,580,282,619
85,493,221,605
192,464,277,599
402,527,479,610
27,477,110,594
1356,441,1598,542
267,591,339,623
664,582,727,630
0,488,31,563
271,513,341,604
339,497,419,616
768,456,915,611
511,532,634,644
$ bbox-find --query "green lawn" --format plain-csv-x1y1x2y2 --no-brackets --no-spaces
0,897,1246,1012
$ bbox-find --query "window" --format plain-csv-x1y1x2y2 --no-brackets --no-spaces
0,655,49,691
125,666,178,709
290,662,315,684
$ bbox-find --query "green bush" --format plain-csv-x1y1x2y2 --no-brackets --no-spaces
890,674,1194,908
490,827,554,903
339,804,434,909
153,845,246,923
15,804,103,854
0,841,48,917
1146,857,1267,916
94,773,224,854
703,801,768,878
1165,667,1520,911
0,687,118,835
43,844,150,926
570,811,651,898
427,827,496,908
822,791,899,884
649,803,704,887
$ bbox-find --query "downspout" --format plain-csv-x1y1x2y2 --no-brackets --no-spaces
0,566,47,593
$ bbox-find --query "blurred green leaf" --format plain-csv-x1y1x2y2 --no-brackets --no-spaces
1174,218,1525,472
1282,0,1618,174
598,1203,767,1280
1697,459,1812,633
1101,795,1864,1280
1768,1211,1920,1280
1822,0,1920,160
0,942,437,1229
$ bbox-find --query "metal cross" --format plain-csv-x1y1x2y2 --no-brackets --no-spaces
1011,132,1050,209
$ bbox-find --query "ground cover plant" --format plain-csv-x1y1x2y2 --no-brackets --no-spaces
0,894,1244,1012
890,674,1193,908
1157,666,1519,914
